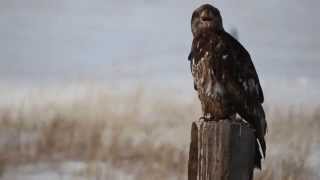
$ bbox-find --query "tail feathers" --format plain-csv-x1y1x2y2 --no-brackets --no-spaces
254,140,262,169
254,137,266,170
255,104,267,157
259,138,266,158
238,104,267,169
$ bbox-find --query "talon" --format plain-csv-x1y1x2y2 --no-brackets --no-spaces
203,116,217,122
199,116,206,121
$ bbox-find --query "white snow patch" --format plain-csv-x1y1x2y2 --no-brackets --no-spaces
1,161,134,180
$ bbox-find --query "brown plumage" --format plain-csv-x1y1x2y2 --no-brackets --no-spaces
188,4,267,169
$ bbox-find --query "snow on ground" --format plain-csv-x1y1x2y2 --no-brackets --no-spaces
1,161,134,180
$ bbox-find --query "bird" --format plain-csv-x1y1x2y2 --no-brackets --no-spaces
188,4,267,169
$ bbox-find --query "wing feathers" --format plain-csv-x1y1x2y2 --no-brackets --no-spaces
224,33,264,103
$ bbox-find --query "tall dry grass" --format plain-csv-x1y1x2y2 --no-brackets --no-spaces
0,86,319,180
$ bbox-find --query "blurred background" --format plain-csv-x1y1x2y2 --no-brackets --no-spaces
0,0,319,180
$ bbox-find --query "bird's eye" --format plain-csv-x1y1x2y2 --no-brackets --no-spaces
192,12,200,20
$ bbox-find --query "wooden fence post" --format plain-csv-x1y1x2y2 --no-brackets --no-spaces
188,119,256,180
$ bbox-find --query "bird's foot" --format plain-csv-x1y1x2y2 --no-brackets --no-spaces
199,115,219,122
198,116,208,122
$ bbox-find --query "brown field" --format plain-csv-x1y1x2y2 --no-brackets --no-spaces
0,86,319,180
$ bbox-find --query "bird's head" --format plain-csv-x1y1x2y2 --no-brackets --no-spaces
191,4,223,37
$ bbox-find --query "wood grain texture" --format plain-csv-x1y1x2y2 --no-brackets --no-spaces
188,119,255,180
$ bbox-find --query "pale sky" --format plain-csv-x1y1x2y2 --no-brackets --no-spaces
0,0,319,105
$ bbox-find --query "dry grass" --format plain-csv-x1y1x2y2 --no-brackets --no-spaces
0,86,319,180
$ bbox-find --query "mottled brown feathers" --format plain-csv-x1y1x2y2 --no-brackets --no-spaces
188,4,267,169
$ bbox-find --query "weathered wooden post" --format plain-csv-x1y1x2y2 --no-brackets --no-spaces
188,119,256,180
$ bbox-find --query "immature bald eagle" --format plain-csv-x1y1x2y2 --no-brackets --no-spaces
188,4,267,169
